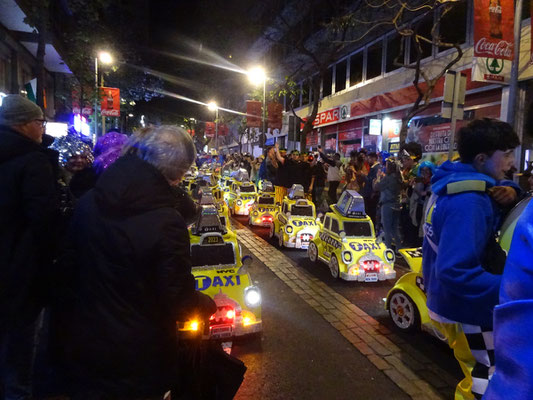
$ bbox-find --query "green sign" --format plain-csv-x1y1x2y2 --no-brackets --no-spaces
486,58,504,74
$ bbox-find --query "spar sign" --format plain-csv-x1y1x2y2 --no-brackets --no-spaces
313,107,339,127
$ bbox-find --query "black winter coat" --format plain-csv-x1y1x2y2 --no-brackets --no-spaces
54,154,205,397
0,126,58,328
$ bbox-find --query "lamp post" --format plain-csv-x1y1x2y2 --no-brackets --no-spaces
94,51,113,142
208,101,219,152
248,67,267,150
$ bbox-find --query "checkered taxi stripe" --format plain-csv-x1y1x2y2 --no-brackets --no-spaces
232,218,456,400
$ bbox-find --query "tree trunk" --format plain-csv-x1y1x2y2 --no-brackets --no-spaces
35,22,46,108
299,76,321,150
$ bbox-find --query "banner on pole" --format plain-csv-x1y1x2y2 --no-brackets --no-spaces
473,0,514,61
267,102,283,130
100,87,120,117
246,101,262,128
72,88,94,115
472,56,511,83
205,122,216,137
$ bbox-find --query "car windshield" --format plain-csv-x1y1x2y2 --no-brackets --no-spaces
240,186,255,193
191,243,235,267
291,205,313,217
343,221,372,237
225,181,231,187
259,197,275,205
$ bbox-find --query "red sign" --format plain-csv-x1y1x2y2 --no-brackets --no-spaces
338,130,362,141
267,102,283,130
218,123,229,136
474,0,514,60
72,88,93,115
205,122,216,137
100,87,120,117
306,130,319,147
313,107,340,127
246,101,262,128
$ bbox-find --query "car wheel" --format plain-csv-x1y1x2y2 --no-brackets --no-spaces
269,224,275,239
278,233,284,248
388,290,420,332
308,242,319,263
329,255,340,279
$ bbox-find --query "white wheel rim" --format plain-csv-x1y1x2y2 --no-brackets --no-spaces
329,256,339,278
308,243,317,262
389,292,415,330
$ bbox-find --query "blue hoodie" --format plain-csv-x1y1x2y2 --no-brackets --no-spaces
484,199,533,399
422,161,502,327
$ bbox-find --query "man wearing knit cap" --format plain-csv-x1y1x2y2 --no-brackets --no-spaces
0,95,59,398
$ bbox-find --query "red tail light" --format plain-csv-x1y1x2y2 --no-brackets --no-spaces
362,260,381,271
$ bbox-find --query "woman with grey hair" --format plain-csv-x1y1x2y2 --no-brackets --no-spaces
50,125,215,398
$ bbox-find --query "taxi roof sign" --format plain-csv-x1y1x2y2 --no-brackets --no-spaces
288,184,305,199
335,190,366,217
261,181,275,193
232,168,250,182
193,205,226,235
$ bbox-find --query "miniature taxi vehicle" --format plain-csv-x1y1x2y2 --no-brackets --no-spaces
228,180,257,216
308,190,397,282
178,205,262,339
199,189,231,231
220,176,235,202
249,181,278,227
270,184,319,249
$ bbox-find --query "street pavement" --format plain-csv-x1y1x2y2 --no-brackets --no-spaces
231,216,463,400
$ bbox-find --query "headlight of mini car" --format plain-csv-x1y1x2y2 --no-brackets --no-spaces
342,251,353,264
253,210,259,216
237,199,243,206
385,249,395,263
244,286,262,308
285,225,294,234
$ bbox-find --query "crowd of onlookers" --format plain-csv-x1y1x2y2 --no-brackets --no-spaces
218,142,441,254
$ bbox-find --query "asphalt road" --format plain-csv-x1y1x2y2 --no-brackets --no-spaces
232,215,462,385
232,245,410,400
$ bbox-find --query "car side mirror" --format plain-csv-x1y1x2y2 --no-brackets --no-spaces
238,255,253,275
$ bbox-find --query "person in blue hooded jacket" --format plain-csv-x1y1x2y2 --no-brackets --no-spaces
422,118,520,400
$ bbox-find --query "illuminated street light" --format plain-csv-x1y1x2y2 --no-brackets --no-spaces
247,66,266,86
99,51,113,65
207,101,218,111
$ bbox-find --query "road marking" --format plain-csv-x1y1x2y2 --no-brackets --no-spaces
231,218,455,400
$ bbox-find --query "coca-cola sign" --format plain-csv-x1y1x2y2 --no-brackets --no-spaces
474,0,514,60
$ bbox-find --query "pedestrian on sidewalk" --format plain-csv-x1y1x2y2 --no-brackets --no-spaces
0,95,59,399
373,157,403,252
422,118,521,400
362,152,380,225
50,126,216,399
318,146,342,204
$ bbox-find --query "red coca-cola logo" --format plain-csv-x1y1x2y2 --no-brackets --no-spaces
475,37,513,59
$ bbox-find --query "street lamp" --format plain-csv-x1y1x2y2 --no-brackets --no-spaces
247,66,267,149
207,101,219,152
94,51,113,142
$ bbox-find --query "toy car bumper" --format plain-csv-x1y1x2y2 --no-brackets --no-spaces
250,214,274,227
284,230,316,249
341,268,396,282
234,203,254,215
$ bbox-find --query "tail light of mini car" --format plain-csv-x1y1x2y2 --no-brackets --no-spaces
262,216,273,223
244,286,262,308
241,309,257,326
210,305,237,326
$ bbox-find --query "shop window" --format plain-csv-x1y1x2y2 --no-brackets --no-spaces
366,40,383,80
386,34,403,73
438,2,467,52
410,15,434,63
350,52,363,86
322,67,333,97
335,60,347,92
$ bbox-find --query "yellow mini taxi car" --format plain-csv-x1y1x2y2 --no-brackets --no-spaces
228,181,257,216
249,193,278,227
270,184,319,249
308,190,397,282
220,176,235,202
178,205,262,339
199,189,231,232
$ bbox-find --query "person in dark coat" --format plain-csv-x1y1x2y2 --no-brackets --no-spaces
0,95,59,399
51,126,216,398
